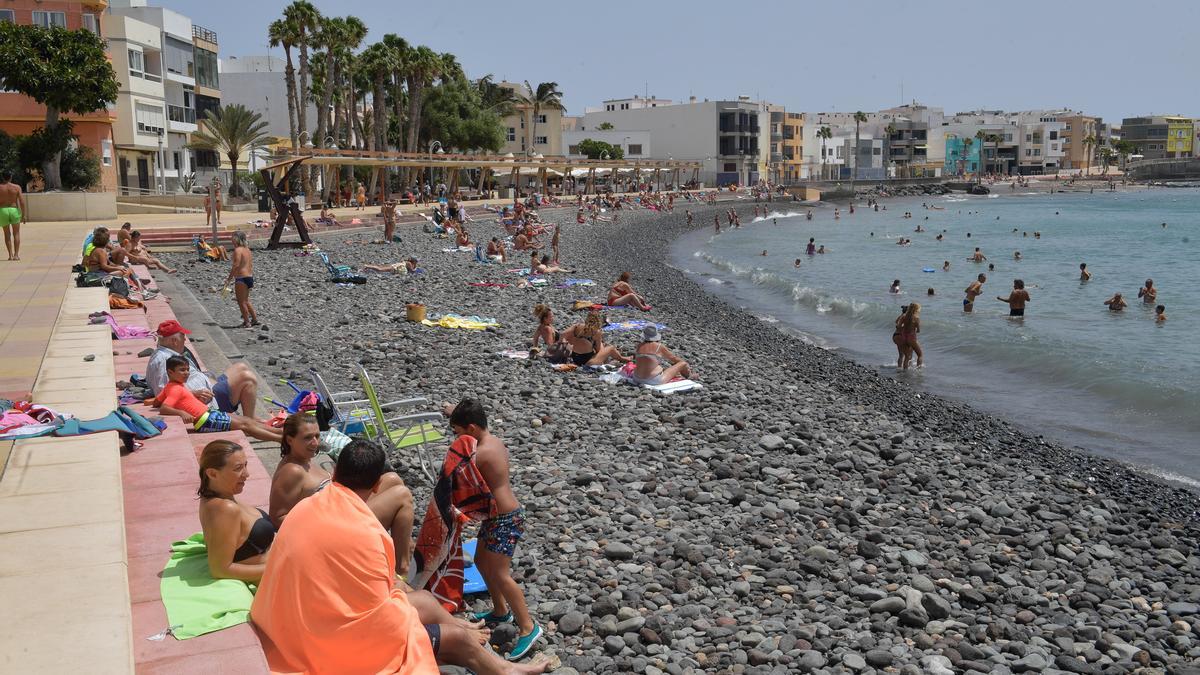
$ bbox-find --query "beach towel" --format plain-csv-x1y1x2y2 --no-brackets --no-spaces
412,435,496,611
442,246,473,253
160,533,256,639
462,538,488,595
604,318,666,333
556,278,595,288
469,282,511,289
54,406,163,439
0,411,58,440
420,314,499,330
498,349,531,359
99,312,156,340
506,268,532,275
109,294,145,310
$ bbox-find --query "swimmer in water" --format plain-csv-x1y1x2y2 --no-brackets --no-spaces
1162,222,1168,228
1014,251,1022,261
889,279,901,294
971,247,986,263
927,288,935,296
806,238,815,255
967,232,972,238
997,279,1030,317
935,234,943,241
1138,279,1157,304
1155,305,1167,322
943,261,951,272
760,250,768,256
963,273,985,313
1079,263,1091,281
1104,293,1128,311
817,245,826,254
794,258,802,268
988,263,995,271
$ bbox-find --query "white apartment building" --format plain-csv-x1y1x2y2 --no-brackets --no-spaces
221,55,317,141
580,96,764,186
585,95,675,113
562,130,652,160
103,11,166,193
801,104,945,179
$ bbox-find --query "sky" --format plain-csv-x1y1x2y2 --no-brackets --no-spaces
159,0,1200,124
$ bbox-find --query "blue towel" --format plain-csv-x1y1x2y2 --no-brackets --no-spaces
462,539,487,595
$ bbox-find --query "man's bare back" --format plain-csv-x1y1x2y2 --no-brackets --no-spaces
0,181,21,209
475,431,519,514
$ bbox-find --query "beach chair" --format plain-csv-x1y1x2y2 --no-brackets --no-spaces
308,368,372,436
356,365,445,485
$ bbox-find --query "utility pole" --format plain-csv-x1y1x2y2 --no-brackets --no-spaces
208,176,220,242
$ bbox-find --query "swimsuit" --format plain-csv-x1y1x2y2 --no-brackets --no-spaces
235,276,254,289
0,206,20,227
195,410,232,432
1010,307,1025,317
313,478,331,492
232,508,277,562
570,334,597,367
632,348,671,385
479,507,526,557
211,374,237,413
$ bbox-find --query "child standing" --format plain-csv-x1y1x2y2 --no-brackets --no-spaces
225,232,258,328
447,399,542,661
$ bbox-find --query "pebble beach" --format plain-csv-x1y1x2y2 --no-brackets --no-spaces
164,198,1200,674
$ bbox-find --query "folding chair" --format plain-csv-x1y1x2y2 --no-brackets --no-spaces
308,368,371,435
356,365,445,485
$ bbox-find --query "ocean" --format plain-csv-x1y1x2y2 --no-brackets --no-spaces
671,187,1200,486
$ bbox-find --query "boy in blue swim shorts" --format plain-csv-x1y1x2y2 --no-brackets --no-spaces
448,398,542,661
155,356,282,442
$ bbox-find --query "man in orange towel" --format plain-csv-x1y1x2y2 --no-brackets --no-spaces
251,439,549,675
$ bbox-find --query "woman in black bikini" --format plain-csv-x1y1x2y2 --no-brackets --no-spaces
198,440,274,582
560,311,628,367
267,414,416,576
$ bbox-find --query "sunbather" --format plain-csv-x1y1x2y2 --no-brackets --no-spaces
125,230,176,274
146,319,261,417
533,255,566,275
197,235,229,262
198,439,275,582
530,304,558,350
456,225,472,248
362,257,418,274
560,311,628,367
268,413,416,576
155,356,282,442
486,237,507,263
251,439,550,675
607,272,651,311
316,206,340,226
631,325,692,385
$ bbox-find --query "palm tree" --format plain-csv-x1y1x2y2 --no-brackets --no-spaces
986,133,1003,177
817,126,832,180
476,74,517,117
1099,147,1114,175
403,45,443,158
962,137,974,177
188,104,270,199
852,111,867,180
974,129,987,180
523,81,564,157
1082,133,1096,176
267,19,299,152
313,16,365,201
282,1,320,194
382,34,409,154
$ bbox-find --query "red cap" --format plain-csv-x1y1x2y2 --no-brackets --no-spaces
156,320,191,337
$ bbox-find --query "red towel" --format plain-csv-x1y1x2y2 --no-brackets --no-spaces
412,434,495,611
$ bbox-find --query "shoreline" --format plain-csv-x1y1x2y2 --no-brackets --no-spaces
163,196,1200,672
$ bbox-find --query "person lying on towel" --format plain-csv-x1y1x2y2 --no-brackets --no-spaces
250,439,551,675
154,356,282,442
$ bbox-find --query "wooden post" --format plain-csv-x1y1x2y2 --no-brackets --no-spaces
262,159,313,249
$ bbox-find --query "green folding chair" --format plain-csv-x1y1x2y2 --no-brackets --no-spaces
356,365,445,485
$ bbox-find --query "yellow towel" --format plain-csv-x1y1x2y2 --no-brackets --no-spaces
420,314,499,330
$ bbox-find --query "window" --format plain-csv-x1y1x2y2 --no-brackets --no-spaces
128,49,145,78
1051,143,1058,151
194,47,219,88
1034,149,1041,156
873,147,881,155
0,9,14,23
32,11,67,28
536,114,547,124
627,144,642,156
506,127,516,142
164,36,195,77
1049,131,1058,140
535,136,547,145
568,145,579,155
135,102,165,135
1065,124,1071,131
172,152,181,170
1025,134,1032,142
101,139,113,167
81,13,98,34
723,163,736,172
1025,149,1032,157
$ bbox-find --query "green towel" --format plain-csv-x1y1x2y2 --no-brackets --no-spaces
159,533,257,639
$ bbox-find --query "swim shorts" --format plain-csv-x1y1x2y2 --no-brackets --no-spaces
423,624,441,656
0,206,20,227
1010,308,1025,317
212,374,236,413
235,276,254,289
195,410,232,432
479,507,526,557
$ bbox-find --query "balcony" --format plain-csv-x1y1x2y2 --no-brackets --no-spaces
167,104,197,132
192,25,218,44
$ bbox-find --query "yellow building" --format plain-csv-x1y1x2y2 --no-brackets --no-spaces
1166,117,1193,157
1059,114,1100,171
498,82,564,157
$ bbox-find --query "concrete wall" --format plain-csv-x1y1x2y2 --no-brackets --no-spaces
220,70,314,140
581,102,725,181
25,192,118,222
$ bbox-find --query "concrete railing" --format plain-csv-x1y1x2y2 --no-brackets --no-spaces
24,191,117,222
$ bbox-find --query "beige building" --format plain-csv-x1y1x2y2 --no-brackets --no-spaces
498,82,564,157
1059,114,1101,171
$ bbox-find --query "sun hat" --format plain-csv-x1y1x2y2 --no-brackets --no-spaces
156,320,191,337
642,325,661,342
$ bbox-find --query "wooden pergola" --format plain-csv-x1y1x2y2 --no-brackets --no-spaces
259,149,703,248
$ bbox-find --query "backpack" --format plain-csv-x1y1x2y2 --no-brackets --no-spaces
75,273,104,288
104,276,131,297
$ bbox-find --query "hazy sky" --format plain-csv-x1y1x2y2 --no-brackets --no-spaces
160,0,1199,123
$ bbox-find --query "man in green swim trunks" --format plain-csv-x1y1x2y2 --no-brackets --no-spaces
0,170,25,261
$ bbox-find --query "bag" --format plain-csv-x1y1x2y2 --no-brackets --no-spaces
315,397,335,432
76,273,103,288
104,276,131,297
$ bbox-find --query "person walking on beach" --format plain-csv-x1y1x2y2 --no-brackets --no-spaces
894,303,922,369
1138,279,1157,304
382,200,398,243
1079,263,1091,281
714,214,720,233
997,279,1030,317
224,232,259,328
685,210,693,227
0,170,25,261
963,273,986,313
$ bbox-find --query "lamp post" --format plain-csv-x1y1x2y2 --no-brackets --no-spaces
428,140,443,191
156,130,165,193
320,135,336,204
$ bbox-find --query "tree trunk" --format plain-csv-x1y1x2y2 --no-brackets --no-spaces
284,47,299,152
529,104,539,156
372,75,387,199
42,105,63,191
405,80,423,161
298,42,314,195
227,154,240,198
317,52,339,204
854,122,860,181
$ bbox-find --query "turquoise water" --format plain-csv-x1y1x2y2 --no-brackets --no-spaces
673,188,1200,485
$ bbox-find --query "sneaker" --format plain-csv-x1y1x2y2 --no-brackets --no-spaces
469,610,512,624
506,624,543,661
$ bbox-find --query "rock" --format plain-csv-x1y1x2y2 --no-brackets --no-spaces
603,635,625,655
1054,654,1098,674
842,652,867,670
1015,609,1037,624
921,592,953,620
865,650,893,667
900,550,928,567
759,434,785,450
796,651,826,672
898,607,929,628
869,597,907,615
1167,602,1200,616
920,655,954,675
603,542,635,560
1012,652,1049,672
857,539,882,558
559,611,586,635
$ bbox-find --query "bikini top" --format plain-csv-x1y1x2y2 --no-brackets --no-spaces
232,508,276,562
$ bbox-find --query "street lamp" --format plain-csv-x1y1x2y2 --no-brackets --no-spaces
428,140,443,187
298,131,313,149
